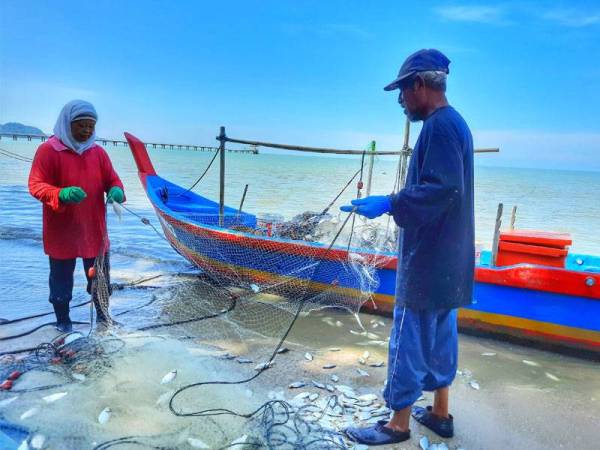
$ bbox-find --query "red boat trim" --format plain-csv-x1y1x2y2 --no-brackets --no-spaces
156,206,397,269
476,265,600,300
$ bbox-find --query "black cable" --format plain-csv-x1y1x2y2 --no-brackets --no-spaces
168,211,356,420
0,320,89,341
177,148,220,197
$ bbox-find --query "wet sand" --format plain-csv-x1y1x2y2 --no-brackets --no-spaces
288,308,600,450
1,279,599,449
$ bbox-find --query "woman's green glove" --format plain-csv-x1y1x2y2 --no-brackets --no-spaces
59,186,87,204
107,186,124,203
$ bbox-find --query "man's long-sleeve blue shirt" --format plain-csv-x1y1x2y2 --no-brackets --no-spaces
390,105,474,310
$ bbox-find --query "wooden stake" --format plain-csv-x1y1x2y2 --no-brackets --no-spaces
218,126,226,227
510,205,517,230
491,203,504,266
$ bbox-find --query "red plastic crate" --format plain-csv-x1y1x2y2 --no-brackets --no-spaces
499,230,572,249
496,241,568,268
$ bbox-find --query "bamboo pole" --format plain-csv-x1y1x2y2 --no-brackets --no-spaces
491,203,504,266
218,126,226,227
510,205,517,230
399,118,412,188
237,184,249,219
365,140,376,197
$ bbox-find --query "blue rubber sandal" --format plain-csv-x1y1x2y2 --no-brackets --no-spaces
344,420,411,445
411,405,454,438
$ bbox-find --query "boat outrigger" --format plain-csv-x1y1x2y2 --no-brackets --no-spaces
125,131,600,359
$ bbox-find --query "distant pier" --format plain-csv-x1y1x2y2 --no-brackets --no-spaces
0,133,259,154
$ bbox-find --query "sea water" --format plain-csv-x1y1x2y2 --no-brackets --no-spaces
1,139,600,449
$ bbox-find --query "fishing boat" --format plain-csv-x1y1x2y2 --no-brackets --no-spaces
125,132,600,359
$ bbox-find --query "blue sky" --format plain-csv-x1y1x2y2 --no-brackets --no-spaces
1,1,599,170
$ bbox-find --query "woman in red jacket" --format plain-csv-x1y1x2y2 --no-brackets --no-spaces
29,100,125,332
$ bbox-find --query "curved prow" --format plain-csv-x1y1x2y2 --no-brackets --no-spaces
124,132,157,176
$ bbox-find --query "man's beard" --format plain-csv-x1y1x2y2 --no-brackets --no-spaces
404,108,423,122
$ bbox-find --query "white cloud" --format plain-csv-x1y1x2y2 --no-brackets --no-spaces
541,9,600,27
433,5,509,24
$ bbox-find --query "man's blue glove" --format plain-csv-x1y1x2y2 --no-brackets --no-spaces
340,195,392,219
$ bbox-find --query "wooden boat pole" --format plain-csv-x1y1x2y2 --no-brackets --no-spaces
218,126,226,227
365,140,376,197
399,118,411,188
510,205,517,230
237,184,249,219
491,203,504,266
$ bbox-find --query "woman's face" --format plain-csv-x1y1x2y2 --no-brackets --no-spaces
70,119,96,142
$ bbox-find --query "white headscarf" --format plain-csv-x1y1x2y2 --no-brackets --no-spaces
53,100,98,154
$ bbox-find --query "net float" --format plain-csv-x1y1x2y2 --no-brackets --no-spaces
7,371,21,381
0,380,13,390
88,267,96,279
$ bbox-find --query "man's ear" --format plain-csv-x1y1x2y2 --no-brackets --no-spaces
413,75,425,91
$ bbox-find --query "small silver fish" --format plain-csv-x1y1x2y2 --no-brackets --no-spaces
250,284,260,293
255,361,273,371
312,380,326,389
522,359,540,367
335,320,343,327
469,380,480,390
322,364,336,369
230,435,248,446
481,352,497,356
276,347,289,354
369,361,385,368
63,332,84,345
356,368,370,377
358,358,366,365
419,435,430,450
330,374,339,383
358,411,372,421
304,352,313,361
362,351,370,360
326,384,335,392
98,407,112,424
20,407,39,420
429,443,449,450
72,373,86,381
289,382,306,389
545,372,560,382
30,434,46,450
155,390,174,406
0,396,18,408
328,347,341,352
161,370,177,384
308,393,319,402
112,201,122,220
43,392,68,403
187,437,210,449
237,358,253,364
358,394,378,403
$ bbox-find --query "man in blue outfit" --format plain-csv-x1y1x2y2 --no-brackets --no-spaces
341,49,474,445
